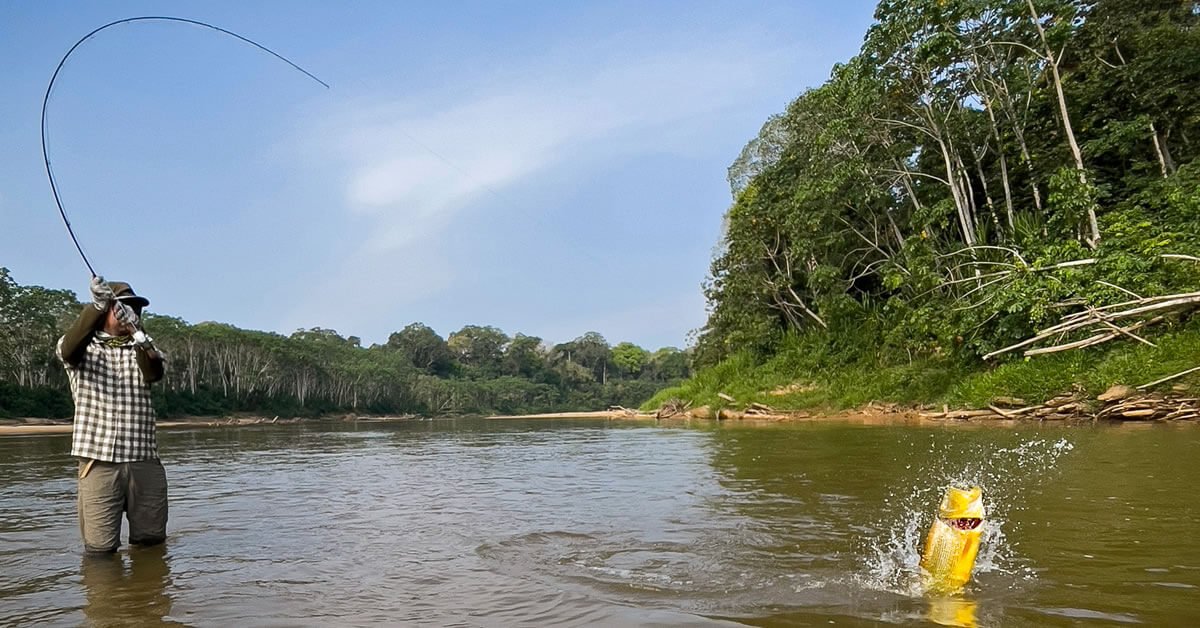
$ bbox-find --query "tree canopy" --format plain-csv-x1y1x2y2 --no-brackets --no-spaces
699,0,1200,369
0,270,690,419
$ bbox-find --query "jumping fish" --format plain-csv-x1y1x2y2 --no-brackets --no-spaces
920,485,985,594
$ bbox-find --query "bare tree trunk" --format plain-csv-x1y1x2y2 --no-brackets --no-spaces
886,209,906,247
1026,0,1100,246
1017,134,1043,210
954,144,984,233
762,237,828,329
971,50,1016,232
982,95,1015,230
938,133,976,245
892,157,924,215
1150,121,1176,177
974,153,1001,233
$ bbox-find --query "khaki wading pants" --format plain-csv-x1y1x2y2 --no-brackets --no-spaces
77,458,168,553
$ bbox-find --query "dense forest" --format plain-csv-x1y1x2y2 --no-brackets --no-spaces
693,0,1200,388
0,268,690,419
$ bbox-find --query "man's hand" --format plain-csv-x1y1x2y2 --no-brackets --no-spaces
131,330,155,350
113,301,141,332
90,276,114,311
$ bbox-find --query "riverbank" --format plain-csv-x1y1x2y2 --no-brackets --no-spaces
488,405,945,425
489,396,1199,425
643,323,1200,424
6,382,1195,438
0,413,422,436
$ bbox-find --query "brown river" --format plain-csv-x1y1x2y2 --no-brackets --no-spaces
2,419,1198,626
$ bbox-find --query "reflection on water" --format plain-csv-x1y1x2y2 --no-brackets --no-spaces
81,546,181,627
926,596,978,628
1,419,1199,626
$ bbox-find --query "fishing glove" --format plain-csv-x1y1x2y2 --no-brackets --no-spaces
131,330,155,350
113,301,141,329
90,276,114,311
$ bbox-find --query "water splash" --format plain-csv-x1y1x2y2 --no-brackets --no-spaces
861,509,928,596
858,435,1074,596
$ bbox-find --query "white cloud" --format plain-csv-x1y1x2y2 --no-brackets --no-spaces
284,31,801,340
318,34,792,245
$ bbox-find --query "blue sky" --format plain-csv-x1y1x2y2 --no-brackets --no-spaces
1,1,877,349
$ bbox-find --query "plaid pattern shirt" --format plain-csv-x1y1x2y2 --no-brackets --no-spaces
57,332,159,463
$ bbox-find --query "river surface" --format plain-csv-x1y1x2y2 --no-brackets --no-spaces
2,418,1198,626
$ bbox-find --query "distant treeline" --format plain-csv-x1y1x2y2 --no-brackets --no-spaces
0,268,689,419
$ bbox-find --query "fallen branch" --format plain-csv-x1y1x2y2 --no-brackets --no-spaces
988,404,1035,418
1095,316,1156,348
986,296,1187,359
989,316,1160,359
1023,318,1161,356
1137,366,1200,391
1095,280,1142,300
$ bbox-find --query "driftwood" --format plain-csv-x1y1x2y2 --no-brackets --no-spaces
657,398,799,421
1094,392,1200,421
921,385,1200,422
655,398,693,419
745,402,777,415
987,404,1035,418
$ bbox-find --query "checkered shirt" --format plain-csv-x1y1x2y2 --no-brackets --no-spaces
57,333,159,463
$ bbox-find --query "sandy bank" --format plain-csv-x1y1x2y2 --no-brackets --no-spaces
0,420,218,436
0,414,429,437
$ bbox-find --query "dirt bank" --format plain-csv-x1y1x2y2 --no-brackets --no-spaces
0,419,220,436
488,386,1200,425
486,406,937,425
0,414,423,437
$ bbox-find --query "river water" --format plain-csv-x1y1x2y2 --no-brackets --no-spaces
1,418,1198,626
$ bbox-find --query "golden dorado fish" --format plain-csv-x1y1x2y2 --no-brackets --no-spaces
920,485,985,594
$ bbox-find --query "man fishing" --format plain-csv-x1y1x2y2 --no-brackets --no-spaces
38,15,321,552
57,276,167,554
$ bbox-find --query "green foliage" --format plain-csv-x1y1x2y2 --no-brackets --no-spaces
0,269,78,390
0,269,691,419
699,0,1200,364
680,0,1200,413
386,323,455,375
1046,168,1100,237
0,381,72,419
949,319,1200,406
611,342,649,377
651,320,1200,414
447,325,509,375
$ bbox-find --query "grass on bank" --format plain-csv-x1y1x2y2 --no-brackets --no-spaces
644,320,1200,413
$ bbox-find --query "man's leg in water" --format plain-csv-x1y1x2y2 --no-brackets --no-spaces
127,459,168,546
78,460,123,553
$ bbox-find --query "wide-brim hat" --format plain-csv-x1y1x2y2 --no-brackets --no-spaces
108,281,150,308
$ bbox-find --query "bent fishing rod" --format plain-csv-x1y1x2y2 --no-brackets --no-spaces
41,16,329,278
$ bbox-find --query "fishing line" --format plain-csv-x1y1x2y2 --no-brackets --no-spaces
40,16,329,277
